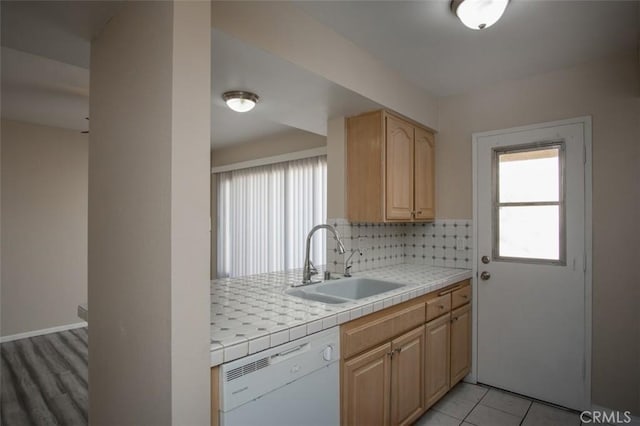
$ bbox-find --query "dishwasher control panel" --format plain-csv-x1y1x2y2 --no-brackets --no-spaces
219,326,340,412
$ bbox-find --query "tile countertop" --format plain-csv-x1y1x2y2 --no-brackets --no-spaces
210,264,472,367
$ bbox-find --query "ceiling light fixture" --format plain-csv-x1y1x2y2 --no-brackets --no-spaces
222,91,259,113
451,0,509,30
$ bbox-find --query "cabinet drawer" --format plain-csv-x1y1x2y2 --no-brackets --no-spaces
451,284,471,309
426,294,451,322
342,301,426,359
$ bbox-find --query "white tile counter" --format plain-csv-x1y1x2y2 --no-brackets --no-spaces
210,264,472,366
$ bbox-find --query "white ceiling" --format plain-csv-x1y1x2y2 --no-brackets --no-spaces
1,1,638,144
0,1,381,147
1,1,124,69
210,29,381,147
297,0,639,96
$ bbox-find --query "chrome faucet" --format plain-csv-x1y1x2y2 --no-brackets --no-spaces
344,248,363,277
300,224,346,286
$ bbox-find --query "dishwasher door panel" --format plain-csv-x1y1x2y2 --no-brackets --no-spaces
220,362,339,426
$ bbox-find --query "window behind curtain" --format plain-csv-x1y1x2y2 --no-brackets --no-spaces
216,156,327,278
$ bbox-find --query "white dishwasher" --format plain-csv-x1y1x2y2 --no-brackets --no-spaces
219,327,340,426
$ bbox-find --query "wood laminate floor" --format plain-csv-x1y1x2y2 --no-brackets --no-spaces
1,328,88,426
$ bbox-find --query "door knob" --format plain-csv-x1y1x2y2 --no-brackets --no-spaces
481,255,490,264
480,271,491,281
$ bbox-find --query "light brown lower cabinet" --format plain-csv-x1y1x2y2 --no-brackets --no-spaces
424,313,451,409
340,280,473,425
450,303,472,386
342,326,425,426
391,326,425,426
343,341,392,426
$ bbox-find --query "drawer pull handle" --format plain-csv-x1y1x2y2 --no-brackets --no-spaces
439,305,444,309
461,295,468,299
452,317,459,322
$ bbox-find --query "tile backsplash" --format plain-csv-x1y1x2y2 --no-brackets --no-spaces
326,218,473,274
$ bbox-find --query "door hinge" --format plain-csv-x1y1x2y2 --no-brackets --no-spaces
583,252,587,273
583,144,587,164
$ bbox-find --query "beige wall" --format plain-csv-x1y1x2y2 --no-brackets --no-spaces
1,119,88,337
89,1,210,424
437,53,640,414
170,2,211,423
211,128,326,167
326,117,346,219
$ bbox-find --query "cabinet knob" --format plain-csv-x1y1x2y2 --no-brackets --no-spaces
439,305,444,310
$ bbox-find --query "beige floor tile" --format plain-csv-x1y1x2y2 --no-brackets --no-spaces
465,404,522,426
414,409,462,426
480,388,532,417
449,383,489,403
432,391,478,420
522,402,580,426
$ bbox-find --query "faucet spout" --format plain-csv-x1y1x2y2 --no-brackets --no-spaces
300,224,345,285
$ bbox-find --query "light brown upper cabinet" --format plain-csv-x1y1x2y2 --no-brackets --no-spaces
413,127,436,220
347,110,435,223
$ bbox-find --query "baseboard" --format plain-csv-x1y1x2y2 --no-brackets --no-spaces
590,405,640,425
0,322,88,343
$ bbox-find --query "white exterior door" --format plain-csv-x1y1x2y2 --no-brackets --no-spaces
473,118,591,411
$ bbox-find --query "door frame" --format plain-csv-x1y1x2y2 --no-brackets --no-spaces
470,116,592,410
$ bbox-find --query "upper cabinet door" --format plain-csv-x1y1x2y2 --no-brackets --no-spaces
414,127,435,221
385,116,414,220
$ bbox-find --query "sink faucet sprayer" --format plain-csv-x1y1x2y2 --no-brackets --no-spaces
300,224,346,286
344,248,363,277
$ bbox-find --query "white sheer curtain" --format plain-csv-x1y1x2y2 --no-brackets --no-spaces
217,156,327,278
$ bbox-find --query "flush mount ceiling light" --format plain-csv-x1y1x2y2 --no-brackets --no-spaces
451,0,509,30
222,91,259,113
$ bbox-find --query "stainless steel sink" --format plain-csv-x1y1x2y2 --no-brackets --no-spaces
285,277,406,304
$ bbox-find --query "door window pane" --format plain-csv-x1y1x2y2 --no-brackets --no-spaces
499,148,560,203
493,142,565,264
498,206,560,260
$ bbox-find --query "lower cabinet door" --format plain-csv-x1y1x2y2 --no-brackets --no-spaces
342,342,392,426
391,326,425,426
450,303,472,386
424,314,451,409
